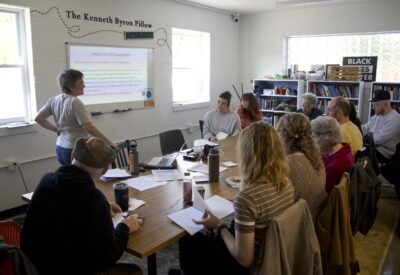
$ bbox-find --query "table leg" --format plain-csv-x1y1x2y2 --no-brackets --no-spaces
147,253,157,275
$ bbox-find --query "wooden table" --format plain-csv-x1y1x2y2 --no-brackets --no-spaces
22,136,241,275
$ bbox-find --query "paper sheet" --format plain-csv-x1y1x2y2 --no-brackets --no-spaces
168,195,234,235
152,169,183,181
125,175,168,191
216,132,229,140
167,207,204,235
100,168,131,181
193,139,219,147
221,161,238,167
112,198,146,228
188,163,228,174
191,174,209,183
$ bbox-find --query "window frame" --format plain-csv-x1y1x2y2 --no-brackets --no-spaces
172,27,210,111
0,4,36,126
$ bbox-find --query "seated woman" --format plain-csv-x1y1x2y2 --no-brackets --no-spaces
178,122,295,275
235,92,262,129
297,93,323,120
203,91,241,141
311,116,354,194
276,113,327,222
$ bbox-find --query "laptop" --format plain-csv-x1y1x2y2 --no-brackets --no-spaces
140,143,185,170
143,154,178,169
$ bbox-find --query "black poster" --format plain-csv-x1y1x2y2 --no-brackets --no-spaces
343,56,378,82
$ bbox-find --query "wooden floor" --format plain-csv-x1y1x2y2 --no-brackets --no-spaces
381,234,400,275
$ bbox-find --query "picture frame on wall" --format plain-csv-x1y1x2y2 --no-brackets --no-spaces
326,64,340,80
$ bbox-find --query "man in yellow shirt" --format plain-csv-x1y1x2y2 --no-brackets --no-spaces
327,96,363,156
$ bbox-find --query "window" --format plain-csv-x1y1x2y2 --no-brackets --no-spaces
0,4,35,125
287,33,400,82
172,28,210,110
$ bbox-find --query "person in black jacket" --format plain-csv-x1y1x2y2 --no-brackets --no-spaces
21,137,143,275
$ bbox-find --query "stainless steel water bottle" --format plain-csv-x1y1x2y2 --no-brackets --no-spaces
208,147,219,182
129,140,139,176
183,172,193,207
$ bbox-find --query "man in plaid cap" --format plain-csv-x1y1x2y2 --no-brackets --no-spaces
21,137,143,275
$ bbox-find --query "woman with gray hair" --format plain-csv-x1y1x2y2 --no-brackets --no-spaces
35,69,117,165
311,116,354,193
297,93,323,120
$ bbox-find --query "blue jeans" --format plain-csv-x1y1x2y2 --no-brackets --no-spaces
56,145,73,166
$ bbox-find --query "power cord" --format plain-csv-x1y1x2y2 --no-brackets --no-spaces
14,163,29,193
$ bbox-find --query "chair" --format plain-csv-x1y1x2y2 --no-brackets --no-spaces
316,172,359,275
0,220,22,248
0,243,40,275
349,156,381,235
159,129,187,156
257,199,322,275
356,132,380,175
199,120,204,139
381,142,400,200
111,140,132,169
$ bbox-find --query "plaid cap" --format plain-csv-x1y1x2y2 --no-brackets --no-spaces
72,137,116,168
369,90,391,102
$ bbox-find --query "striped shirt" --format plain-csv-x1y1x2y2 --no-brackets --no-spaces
234,180,295,269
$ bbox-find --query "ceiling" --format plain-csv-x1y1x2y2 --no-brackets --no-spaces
173,0,383,15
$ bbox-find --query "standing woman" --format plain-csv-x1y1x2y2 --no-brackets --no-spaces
35,69,117,165
235,92,262,128
178,122,294,274
276,113,327,222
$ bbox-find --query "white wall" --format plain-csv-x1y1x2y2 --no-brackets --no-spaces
238,0,400,122
0,0,240,211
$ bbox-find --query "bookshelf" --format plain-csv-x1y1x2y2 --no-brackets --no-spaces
307,80,365,120
369,82,400,117
253,79,305,126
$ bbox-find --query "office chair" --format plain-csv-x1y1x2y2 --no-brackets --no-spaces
0,220,22,248
199,120,204,139
159,129,187,156
111,140,133,169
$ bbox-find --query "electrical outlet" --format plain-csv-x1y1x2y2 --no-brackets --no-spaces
5,157,18,171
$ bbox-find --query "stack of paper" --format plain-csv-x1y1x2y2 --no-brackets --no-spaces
100,168,131,181
125,175,168,191
168,193,234,235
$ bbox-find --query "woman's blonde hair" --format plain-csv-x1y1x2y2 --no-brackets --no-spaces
238,122,289,191
276,113,324,171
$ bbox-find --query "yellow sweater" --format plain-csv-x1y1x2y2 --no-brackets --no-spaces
341,121,363,156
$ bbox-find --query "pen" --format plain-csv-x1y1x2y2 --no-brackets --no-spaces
122,213,145,220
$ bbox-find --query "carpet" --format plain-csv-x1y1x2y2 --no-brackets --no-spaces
353,187,399,275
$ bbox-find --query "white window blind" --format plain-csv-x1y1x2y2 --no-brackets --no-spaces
172,28,210,109
287,33,400,82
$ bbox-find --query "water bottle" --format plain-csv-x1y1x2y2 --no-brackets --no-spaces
208,147,219,182
183,172,193,207
129,140,139,176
